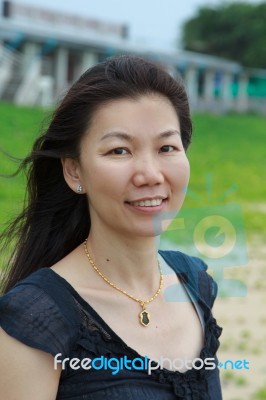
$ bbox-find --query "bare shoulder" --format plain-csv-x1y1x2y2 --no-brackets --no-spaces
0,327,61,400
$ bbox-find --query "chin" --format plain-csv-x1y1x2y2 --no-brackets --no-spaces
130,225,164,238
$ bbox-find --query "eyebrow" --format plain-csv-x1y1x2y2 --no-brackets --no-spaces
100,129,181,142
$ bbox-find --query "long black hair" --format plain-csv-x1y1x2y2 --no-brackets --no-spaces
0,55,192,294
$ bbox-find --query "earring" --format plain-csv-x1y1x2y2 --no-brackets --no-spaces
76,184,83,193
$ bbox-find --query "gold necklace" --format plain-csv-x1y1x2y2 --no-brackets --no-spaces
83,239,163,327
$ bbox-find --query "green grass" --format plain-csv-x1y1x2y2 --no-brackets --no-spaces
0,102,265,240
164,113,266,242
0,102,48,156
188,113,266,202
253,386,266,400
0,102,51,221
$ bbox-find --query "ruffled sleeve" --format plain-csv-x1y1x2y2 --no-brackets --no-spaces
189,255,218,309
159,250,219,310
0,269,79,358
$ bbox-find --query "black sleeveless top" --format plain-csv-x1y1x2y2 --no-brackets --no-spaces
0,250,223,399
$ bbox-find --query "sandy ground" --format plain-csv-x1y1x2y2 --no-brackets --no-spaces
213,233,266,399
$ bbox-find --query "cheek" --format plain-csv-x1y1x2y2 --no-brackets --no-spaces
85,162,129,195
168,157,190,188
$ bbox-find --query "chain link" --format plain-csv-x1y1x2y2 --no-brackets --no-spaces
83,238,163,309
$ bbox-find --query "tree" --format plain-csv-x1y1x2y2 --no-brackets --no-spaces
182,2,266,68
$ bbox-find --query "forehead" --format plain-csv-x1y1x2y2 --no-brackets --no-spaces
87,94,180,137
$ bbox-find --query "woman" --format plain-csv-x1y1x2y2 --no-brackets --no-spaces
0,55,222,399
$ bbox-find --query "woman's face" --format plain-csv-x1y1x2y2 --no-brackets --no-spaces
76,94,190,238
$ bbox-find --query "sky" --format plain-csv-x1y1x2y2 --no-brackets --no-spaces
10,0,264,50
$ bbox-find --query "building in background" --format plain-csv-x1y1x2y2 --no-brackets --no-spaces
0,0,266,113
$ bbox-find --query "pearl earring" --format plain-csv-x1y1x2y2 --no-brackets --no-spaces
76,184,83,193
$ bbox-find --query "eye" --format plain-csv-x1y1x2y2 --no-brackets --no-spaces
109,147,129,155
160,145,176,153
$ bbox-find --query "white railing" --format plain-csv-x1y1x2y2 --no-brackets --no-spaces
0,47,22,97
14,58,54,106
36,76,54,106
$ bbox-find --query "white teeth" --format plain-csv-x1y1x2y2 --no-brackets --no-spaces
130,198,164,207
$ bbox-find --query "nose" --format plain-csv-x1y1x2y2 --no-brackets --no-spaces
132,155,164,187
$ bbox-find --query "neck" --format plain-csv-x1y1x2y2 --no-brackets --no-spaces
85,226,161,299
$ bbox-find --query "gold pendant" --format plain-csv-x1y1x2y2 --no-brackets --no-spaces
139,306,150,327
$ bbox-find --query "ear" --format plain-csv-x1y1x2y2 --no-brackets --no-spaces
61,158,83,193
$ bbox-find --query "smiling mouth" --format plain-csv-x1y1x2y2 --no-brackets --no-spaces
126,198,167,207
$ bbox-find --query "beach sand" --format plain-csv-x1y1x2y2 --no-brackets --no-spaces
214,234,266,399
